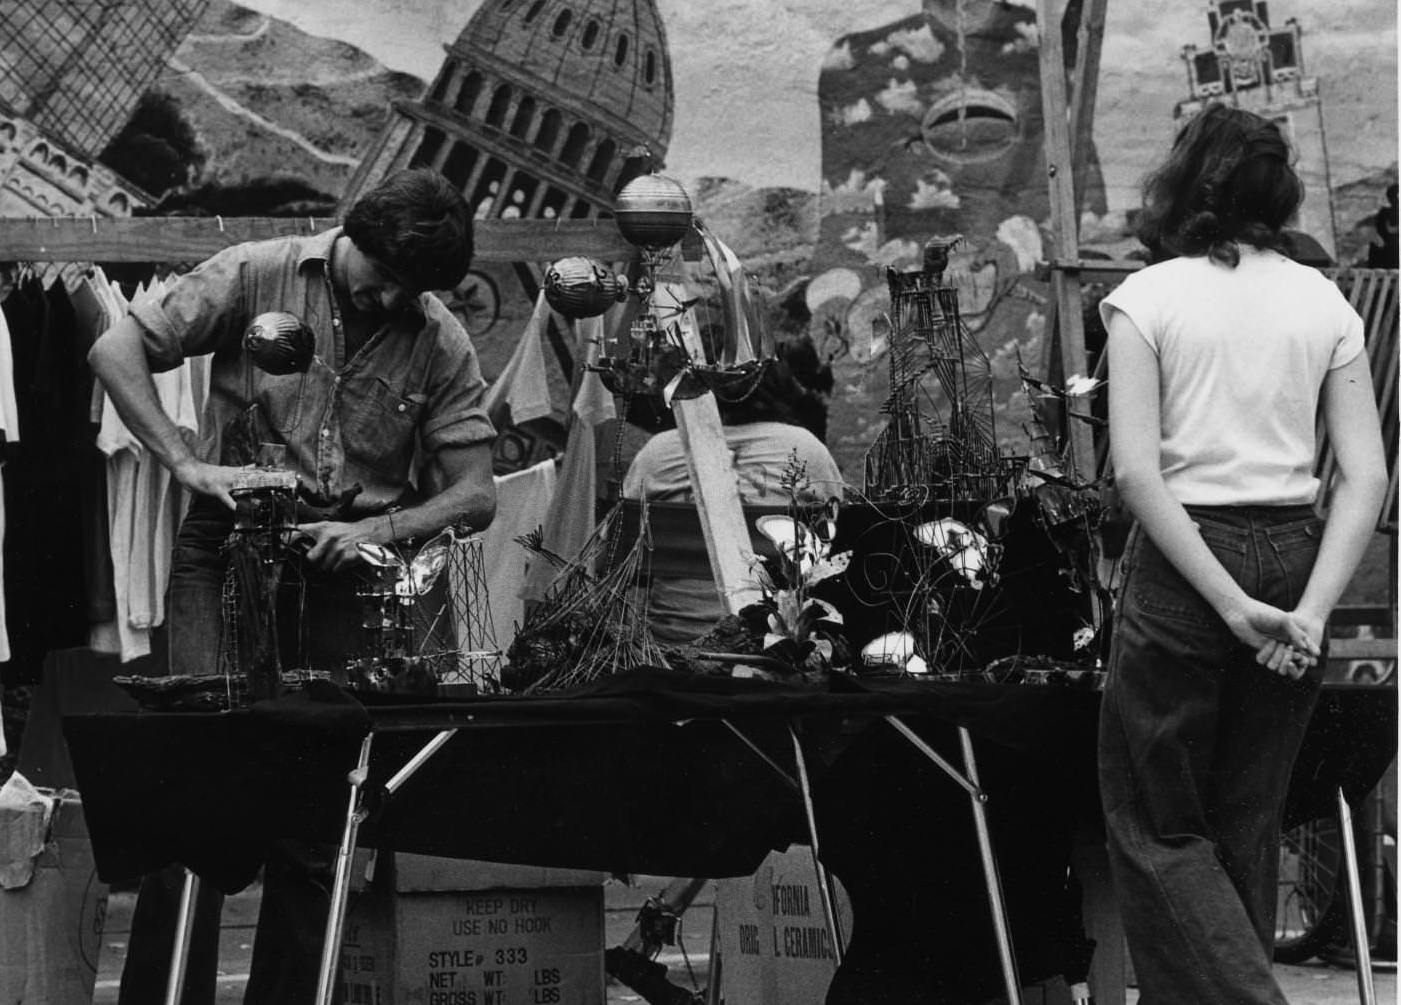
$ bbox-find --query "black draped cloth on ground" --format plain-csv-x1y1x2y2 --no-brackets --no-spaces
63,672,1394,1003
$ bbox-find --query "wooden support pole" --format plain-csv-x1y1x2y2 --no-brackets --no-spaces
1069,0,1108,221
673,393,762,615
1036,0,1094,485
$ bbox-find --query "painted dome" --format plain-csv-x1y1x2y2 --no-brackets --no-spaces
452,0,673,157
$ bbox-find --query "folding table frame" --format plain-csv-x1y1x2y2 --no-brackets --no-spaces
286,712,1028,1005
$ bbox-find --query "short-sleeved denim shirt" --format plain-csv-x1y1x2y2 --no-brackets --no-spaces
129,228,495,515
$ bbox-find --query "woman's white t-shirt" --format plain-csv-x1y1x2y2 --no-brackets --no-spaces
1100,246,1364,506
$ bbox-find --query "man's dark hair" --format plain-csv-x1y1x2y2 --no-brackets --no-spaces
343,169,473,292
1137,103,1303,267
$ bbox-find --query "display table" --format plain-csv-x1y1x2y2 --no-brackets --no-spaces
62,672,1395,1005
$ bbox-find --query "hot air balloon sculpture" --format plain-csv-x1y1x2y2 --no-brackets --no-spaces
613,171,693,301
542,257,630,320
577,171,777,404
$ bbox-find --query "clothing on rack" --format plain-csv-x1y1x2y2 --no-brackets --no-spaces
474,459,557,651
1,275,91,683
483,291,557,430
520,309,617,604
70,272,120,637
93,273,203,662
0,301,19,665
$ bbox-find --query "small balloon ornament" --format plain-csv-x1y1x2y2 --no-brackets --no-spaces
244,311,314,375
614,172,694,253
543,257,629,319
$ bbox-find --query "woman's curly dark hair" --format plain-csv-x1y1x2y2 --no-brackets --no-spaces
1137,103,1303,267
714,336,833,440
622,332,833,440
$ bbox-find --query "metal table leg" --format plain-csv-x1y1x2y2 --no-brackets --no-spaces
789,727,845,966
315,732,375,1005
163,868,200,1005
885,714,1022,1005
1338,787,1377,1005
959,725,1022,1005
315,728,459,1005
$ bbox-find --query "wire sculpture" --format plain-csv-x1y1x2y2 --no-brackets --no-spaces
505,505,669,693
864,236,1022,504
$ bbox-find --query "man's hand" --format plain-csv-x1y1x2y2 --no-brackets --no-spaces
294,517,388,572
173,460,255,510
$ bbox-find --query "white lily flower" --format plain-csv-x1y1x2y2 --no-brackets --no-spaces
914,517,989,589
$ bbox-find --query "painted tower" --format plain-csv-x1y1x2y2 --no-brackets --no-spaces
0,0,207,218
1176,0,1337,258
0,0,211,158
341,0,675,352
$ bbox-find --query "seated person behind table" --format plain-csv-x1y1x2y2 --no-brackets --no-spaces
622,336,844,643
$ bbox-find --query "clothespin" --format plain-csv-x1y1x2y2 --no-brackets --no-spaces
90,214,97,234
216,215,225,233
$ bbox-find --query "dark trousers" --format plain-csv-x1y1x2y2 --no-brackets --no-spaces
121,496,352,1004
119,842,336,1005
1098,507,1324,1004
118,867,224,1005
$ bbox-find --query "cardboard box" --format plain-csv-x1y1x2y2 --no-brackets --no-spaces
0,790,109,1005
341,854,604,1005
714,846,851,1005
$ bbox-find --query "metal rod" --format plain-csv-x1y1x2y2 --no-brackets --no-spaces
162,868,199,1005
386,728,457,794
722,718,799,790
1337,788,1377,1005
315,733,375,1005
959,726,1022,1005
789,727,844,966
884,714,982,800
706,896,724,1005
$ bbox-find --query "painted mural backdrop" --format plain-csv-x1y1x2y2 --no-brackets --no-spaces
1,0,1395,477
809,0,1105,472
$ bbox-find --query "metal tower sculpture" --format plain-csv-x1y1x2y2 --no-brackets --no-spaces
864,236,1017,503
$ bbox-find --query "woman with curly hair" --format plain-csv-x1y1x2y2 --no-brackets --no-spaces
621,333,843,643
1098,103,1386,1002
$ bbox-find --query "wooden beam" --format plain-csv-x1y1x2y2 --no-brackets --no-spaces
673,394,763,616
1034,258,1143,283
0,216,636,264
1070,0,1108,220
1037,0,1094,486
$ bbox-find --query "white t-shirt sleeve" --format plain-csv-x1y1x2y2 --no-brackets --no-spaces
1324,281,1366,370
1099,269,1162,354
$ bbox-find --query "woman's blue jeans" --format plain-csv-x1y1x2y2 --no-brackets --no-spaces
1098,506,1324,1005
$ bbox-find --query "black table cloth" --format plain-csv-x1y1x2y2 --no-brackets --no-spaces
62,672,1395,1002
63,673,1109,888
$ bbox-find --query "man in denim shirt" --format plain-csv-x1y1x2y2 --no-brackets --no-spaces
89,169,497,1003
